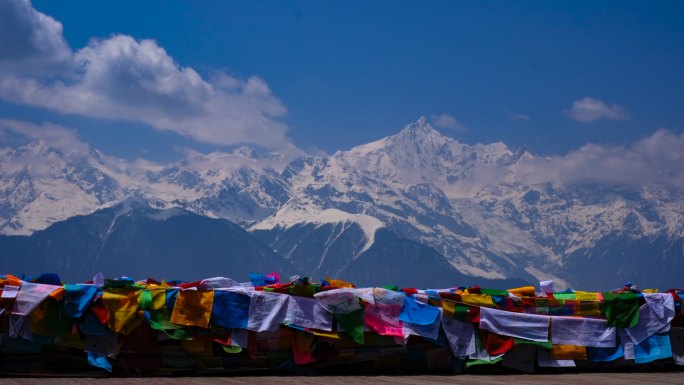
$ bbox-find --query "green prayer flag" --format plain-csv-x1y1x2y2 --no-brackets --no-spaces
480,288,509,297
514,338,552,349
140,290,153,309
335,309,365,344
465,356,503,367
453,304,469,321
602,292,640,328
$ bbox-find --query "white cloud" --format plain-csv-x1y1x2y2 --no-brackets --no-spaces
0,0,72,75
0,118,89,153
564,97,630,122
508,113,530,122
0,119,95,177
519,129,684,188
448,129,684,194
0,0,301,155
430,113,467,132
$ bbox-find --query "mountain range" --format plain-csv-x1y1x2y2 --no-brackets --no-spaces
1,118,682,289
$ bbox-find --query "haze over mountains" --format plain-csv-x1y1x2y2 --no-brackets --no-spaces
1,118,683,289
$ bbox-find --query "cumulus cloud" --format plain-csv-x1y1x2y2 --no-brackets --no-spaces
430,113,467,132
519,129,684,188
564,97,630,122
0,0,300,154
0,118,89,153
0,119,98,177
0,0,72,75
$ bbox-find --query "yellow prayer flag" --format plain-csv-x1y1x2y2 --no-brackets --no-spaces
312,330,341,339
151,289,166,310
170,289,215,328
507,286,536,297
575,302,602,317
460,293,495,307
103,288,143,335
325,278,355,288
442,299,456,316
575,291,600,302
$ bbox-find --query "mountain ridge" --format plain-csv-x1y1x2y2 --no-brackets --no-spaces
1,118,683,288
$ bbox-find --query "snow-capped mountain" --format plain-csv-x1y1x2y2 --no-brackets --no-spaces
1,118,683,289
0,141,127,234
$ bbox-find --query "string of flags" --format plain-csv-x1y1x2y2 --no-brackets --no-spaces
0,272,683,376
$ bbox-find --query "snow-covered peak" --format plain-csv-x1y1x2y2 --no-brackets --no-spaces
251,198,384,254
110,195,151,214
309,119,514,188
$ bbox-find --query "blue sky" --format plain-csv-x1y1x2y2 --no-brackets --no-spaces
1,0,683,162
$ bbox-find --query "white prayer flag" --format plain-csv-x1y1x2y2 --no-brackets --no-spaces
480,306,550,342
247,291,289,332
11,283,62,316
551,316,616,348
622,293,675,345
284,295,333,331
1,285,19,299
442,315,477,358
314,289,362,314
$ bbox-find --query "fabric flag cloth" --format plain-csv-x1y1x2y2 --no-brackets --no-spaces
480,330,515,356
11,283,62,316
442,314,477,358
9,314,30,339
313,288,363,314
502,344,537,374
211,291,250,329
634,332,672,364
603,292,640,328
313,288,365,342
63,284,98,318
292,331,316,365
87,352,112,372
398,295,440,326
550,344,587,360
540,280,555,294
248,272,279,287
335,309,365,344
103,289,143,334
479,306,550,342
284,295,333,331
165,289,179,312
31,299,71,337
460,294,495,307
551,316,616,348
365,288,405,337
469,332,504,362
669,327,684,365
587,343,624,362
402,307,442,341
78,312,111,336
169,289,215,328
1,285,19,299
198,277,239,290
619,329,636,359
247,291,289,332
622,293,675,345
85,334,120,357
